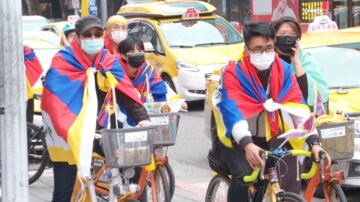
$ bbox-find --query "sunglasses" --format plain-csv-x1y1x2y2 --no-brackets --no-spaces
82,30,103,38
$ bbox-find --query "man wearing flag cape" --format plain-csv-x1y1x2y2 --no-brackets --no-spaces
211,22,329,202
41,16,151,202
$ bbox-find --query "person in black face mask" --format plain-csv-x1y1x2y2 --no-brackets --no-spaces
117,36,168,102
272,17,328,110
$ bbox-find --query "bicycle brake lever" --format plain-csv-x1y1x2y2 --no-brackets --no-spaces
319,150,326,183
259,150,266,180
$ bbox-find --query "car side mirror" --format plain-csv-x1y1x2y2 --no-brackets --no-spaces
144,42,155,52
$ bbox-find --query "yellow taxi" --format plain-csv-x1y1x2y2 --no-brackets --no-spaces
118,0,243,101
41,21,68,38
301,30,360,49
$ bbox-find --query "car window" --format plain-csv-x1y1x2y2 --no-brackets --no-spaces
159,18,243,48
307,47,360,88
128,22,142,37
139,24,165,54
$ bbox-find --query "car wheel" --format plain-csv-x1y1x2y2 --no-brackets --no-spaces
161,74,176,93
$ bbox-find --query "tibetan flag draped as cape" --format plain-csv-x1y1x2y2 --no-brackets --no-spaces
24,46,43,99
104,34,118,54
41,41,142,177
213,53,311,148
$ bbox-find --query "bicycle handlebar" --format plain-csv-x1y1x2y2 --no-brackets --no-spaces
243,149,318,182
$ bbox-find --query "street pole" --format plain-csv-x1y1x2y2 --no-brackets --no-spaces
100,0,108,25
0,0,29,201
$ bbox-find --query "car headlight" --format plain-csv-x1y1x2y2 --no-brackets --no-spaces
176,60,199,72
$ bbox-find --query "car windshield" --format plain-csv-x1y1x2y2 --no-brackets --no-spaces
307,47,360,88
159,18,242,48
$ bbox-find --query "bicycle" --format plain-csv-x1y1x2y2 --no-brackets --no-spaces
206,147,311,202
303,150,347,202
148,112,180,200
27,122,49,185
71,125,171,202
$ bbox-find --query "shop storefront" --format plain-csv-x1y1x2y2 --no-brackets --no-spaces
207,0,360,29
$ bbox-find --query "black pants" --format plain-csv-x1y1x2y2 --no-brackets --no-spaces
52,162,77,202
26,98,34,123
213,137,302,202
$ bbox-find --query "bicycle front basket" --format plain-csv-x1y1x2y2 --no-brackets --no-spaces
100,126,156,168
149,112,180,146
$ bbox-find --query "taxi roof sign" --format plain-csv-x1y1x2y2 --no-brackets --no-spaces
182,7,199,19
67,15,80,22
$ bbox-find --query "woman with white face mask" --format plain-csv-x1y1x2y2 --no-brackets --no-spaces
104,15,128,54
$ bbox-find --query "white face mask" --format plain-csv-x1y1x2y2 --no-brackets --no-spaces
111,31,127,44
249,51,275,71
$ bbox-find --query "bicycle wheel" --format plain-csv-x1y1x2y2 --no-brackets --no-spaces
276,191,306,202
164,162,175,199
146,167,171,202
27,123,49,184
327,183,347,202
205,174,230,202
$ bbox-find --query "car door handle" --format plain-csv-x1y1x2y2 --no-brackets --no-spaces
155,61,162,66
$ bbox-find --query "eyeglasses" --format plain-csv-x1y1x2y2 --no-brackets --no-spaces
247,46,275,56
82,30,103,38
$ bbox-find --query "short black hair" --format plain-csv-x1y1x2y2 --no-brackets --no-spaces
243,22,274,45
118,36,145,55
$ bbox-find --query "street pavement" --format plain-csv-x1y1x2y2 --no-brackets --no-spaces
28,101,360,201
29,159,211,202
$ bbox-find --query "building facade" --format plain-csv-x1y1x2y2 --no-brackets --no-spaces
207,0,360,29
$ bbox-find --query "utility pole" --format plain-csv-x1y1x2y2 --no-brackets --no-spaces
100,0,108,25
0,0,29,201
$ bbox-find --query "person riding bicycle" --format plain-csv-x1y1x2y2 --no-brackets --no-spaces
272,17,328,115
24,45,43,123
41,16,151,202
117,36,187,125
104,15,128,54
211,22,330,202
61,22,77,46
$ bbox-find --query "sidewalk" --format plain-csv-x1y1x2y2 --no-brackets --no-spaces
29,159,211,202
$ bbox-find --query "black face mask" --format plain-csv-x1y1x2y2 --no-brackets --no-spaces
275,36,298,55
127,53,145,68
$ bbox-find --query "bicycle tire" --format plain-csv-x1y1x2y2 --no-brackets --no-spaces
327,183,347,202
27,123,49,184
146,167,171,202
276,191,306,202
155,167,171,202
205,174,230,202
164,162,175,199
